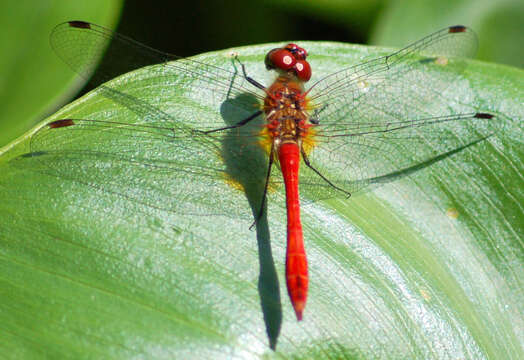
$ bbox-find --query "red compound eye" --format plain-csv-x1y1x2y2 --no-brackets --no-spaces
294,60,311,81
285,43,308,60
265,48,296,71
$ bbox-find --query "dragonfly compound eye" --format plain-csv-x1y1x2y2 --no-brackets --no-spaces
285,43,308,60
294,60,312,82
265,48,296,71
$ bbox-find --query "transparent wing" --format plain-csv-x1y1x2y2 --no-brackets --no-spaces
28,116,271,220
299,26,499,199
51,21,265,123
31,22,499,213
27,21,276,219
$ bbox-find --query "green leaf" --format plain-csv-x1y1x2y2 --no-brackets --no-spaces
1,41,523,358
0,1,123,147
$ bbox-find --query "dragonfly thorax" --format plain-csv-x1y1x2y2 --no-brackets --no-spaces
264,76,311,145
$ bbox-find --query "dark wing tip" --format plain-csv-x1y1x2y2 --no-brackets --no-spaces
68,20,91,29
474,112,494,119
448,25,467,33
48,119,76,129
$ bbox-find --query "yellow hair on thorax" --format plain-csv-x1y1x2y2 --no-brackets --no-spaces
258,126,274,157
301,125,317,156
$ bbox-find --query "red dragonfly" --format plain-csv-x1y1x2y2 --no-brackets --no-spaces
31,21,496,321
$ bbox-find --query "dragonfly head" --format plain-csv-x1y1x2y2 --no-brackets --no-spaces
265,43,312,82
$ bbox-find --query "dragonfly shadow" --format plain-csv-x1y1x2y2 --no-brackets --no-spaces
220,95,282,350
96,72,283,347
364,134,494,189
24,74,284,347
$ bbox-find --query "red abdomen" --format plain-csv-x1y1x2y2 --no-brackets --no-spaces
278,142,308,320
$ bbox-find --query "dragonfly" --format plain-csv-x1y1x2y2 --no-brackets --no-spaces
31,21,497,321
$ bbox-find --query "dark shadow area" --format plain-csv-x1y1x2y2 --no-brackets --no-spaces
117,0,365,58
220,95,282,350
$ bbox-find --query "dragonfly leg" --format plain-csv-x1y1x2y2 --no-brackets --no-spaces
301,147,352,198
310,104,328,124
250,143,274,230
234,55,266,90
201,110,263,134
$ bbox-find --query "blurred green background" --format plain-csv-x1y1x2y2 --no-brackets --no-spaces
0,0,522,147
